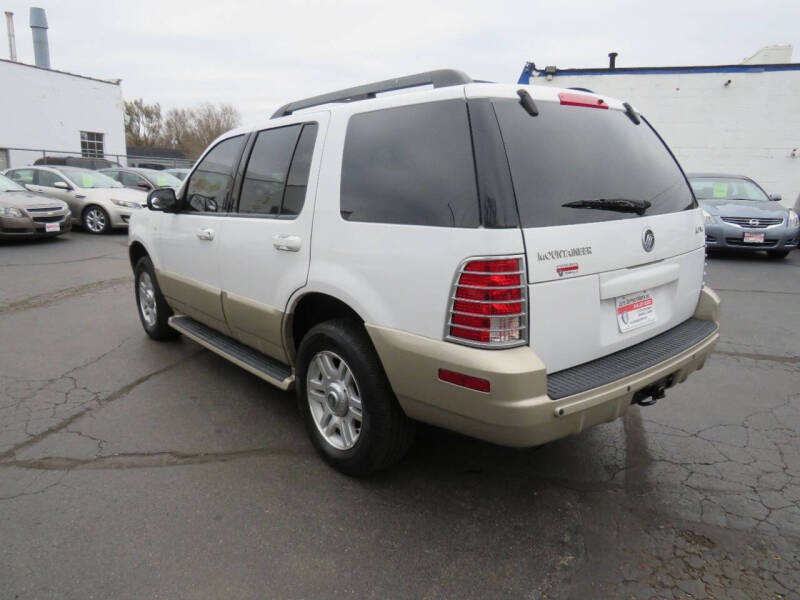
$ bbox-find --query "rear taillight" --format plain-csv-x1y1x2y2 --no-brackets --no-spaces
447,256,527,348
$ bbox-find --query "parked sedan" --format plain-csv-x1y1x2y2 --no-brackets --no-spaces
99,167,182,192
4,166,147,234
688,173,799,259
0,173,71,239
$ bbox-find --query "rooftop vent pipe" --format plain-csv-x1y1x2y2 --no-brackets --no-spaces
4,11,16,61
608,52,618,69
29,7,50,68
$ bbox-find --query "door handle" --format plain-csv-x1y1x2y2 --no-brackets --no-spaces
273,234,302,252
196,228,215,241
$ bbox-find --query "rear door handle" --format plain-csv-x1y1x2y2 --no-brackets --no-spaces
273,234,302,252
196,228,215,241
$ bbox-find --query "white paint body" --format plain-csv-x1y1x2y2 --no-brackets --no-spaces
531,69,800,207
130,81,705,375
0,59,126,167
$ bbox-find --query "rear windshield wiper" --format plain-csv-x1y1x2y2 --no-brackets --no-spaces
562,198,652,215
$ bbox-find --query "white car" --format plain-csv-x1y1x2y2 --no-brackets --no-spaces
129,69,720,474
4,165,147,234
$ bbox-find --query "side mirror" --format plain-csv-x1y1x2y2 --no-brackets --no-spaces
54,181,71,190
768,193,782,202
147,188,179,212
137,181,152,190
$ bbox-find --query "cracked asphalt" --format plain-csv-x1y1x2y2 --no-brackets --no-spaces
1,231,798,600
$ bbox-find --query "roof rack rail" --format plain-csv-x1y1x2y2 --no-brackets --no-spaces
271,69,473,119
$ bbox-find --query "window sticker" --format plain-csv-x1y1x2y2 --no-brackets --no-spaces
81,174,94,188
712,183,728,198
156,176,168,186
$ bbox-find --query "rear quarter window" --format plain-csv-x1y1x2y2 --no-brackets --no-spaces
340,100,479,227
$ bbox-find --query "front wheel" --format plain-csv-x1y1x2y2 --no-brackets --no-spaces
134,256,178,341
82,205,110,234
296,319,414,476
767,250,790,260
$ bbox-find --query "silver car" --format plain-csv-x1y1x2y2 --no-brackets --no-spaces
0,172,71,239
99,167,182,192
4,166,147,234
688,173,800,259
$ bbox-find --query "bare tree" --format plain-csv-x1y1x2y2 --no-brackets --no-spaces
124,99,163,148
162,107,192,151
184,103,241,158
124,99,241,159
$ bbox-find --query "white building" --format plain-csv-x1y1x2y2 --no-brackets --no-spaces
0,58,126,170
519,46,800,206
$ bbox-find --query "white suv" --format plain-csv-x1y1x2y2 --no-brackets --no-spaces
129,70,720,475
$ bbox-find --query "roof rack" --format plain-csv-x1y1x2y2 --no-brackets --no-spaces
271,69,473,119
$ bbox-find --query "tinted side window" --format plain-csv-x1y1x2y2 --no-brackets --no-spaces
185,135,245,213
38,170,66,187
8,169,34,184
238,125,301,215
103,170,121,182
282,123,318,216
340,100,479,227
121,172,147,188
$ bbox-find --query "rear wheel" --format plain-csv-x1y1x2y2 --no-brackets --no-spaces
134,256,178,341
82,205,110,234
767,250,789,259
296,319,414,475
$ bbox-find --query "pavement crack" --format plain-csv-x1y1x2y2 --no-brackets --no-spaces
0,276,132,315
712,349,800,364
0,353,199,462
3,447,310,470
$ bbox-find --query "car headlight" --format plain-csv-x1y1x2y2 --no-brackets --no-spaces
702,209,714,225
0,206,26,218
789,210,799,228
110,199,142,209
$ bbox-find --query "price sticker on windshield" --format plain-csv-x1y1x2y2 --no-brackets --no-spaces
616,290,656,333
712,183,728,198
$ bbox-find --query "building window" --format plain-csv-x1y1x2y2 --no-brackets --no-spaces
80,131,104,158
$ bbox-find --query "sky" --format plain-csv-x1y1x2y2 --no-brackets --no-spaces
2,0,799,125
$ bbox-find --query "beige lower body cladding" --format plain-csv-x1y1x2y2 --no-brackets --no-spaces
367,286,720,447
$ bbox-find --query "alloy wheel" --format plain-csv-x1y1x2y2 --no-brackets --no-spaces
306,350,363,450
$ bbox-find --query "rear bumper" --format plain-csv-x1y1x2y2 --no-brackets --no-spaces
367,286,720,447
705,222,799,251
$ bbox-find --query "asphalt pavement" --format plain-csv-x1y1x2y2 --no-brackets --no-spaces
1,230,798,599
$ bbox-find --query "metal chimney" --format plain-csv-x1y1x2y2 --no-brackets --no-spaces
4,11,16,61
29,7,50,68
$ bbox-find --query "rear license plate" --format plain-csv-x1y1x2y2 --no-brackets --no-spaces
743,232,765,243
45,223,60,232
616,290,656,333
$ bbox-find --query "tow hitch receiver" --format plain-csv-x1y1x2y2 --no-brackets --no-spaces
632,374,675,407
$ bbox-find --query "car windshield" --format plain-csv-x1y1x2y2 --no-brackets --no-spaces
141,169,182,188
0,173,25,192
59,167,123,189
689,177,769,202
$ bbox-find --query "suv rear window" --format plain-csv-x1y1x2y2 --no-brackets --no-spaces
493,100,695,228
340,100,479,227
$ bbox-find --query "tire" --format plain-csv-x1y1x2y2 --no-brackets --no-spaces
767,250,789,259
82,205,111,234
134,256,178,341
296,319,414,476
